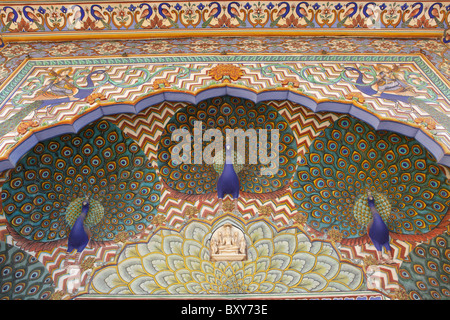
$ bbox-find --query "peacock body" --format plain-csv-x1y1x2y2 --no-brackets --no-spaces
217,144,240,200
67,198,90,253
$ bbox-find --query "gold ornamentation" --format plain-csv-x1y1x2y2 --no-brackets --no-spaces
50,290,66,300
345,92,365,103
113,231,130,243
222,199,235,212
80,256,96,272
86,92,107,104
362,255,379,269
293,213,307,225
414,117,437,130
258,205,273,217
208,64,243,83
185,206,200,219
17,120,40,135
388,287,409,300
153,214,166,227
328,228,344,242
152,78,170,90
281,77,300,88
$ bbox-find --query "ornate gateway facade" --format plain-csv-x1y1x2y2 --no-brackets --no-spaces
0,0,450,301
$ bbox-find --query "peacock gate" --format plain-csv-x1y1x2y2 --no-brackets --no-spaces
0,1,450,302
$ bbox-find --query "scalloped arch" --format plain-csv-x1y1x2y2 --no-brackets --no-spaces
1,86,448,173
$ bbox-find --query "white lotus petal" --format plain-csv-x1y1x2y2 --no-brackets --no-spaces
175,268,193,283
299,273,327,291
280,269,301,287
142,253,168,274
154,270,177,287
274,233,296,254
167,283,189,294
129,276,159,294
163,235,184,255
118,257,146,282
292,252,316,273
315,255,339,278
270,253,291,270
167,254,185,271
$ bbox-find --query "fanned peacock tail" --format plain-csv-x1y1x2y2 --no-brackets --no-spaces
0,241,55,300
1,119,160,252
291,116,450,243
398,233,450,300
157,96,297,200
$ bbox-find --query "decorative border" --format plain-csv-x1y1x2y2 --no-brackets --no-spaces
75,291,386,300
1,52,450,171
1,1,449,41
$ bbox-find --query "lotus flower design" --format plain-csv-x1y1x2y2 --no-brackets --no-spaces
89,218,364,295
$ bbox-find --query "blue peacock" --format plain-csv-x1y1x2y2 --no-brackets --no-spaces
291,116,450,250
157,96,298,205
1,119,161,254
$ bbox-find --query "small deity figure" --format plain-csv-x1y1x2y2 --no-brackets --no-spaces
210,223,246,261
210,238,218,254
239,237,246,254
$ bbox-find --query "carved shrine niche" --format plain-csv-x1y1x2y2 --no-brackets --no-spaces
210,223,247,262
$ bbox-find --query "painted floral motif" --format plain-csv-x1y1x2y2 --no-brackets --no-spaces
140,41,175,53
191,39,220,53
238,39,265,52
47,43,80,56
93,41,125,55
440,61,450,77
0,65,9,81
415,40,448,53
414,117,437,130
152,78,170,90
281,77,300,88
327,39,358,52
1,44,33,59
370,39,403,53
208,64,244,82
281,40,312,52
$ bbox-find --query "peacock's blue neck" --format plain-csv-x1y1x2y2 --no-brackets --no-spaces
225,147,233,164
79,205,89,220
